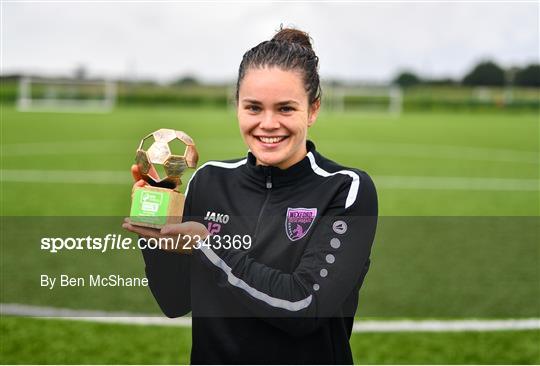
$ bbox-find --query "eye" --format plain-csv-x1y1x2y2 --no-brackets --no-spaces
279,106,295,113
245,104,261,113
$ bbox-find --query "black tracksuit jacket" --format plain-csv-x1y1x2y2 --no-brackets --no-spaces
141,140,378,364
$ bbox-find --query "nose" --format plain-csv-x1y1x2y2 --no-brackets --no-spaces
259,111,280,130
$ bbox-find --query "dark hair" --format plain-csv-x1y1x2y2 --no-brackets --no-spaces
235,27,322,106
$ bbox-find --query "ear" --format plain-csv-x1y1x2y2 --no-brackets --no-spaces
307,99,321,127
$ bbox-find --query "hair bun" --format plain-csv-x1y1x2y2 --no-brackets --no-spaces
272,27,313,50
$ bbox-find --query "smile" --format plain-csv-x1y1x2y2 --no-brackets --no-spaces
256,136,288,144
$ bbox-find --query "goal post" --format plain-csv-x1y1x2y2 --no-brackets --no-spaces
17,76,116,113
323,84,403,116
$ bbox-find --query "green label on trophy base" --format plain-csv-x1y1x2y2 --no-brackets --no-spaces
130,188,170,226
129,186,184,229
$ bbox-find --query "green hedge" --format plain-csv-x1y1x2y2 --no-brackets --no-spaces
1,80,538,112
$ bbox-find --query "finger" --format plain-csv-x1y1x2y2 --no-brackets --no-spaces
122,222,145,236
131,164,142,182
122,221,163,238
134,179,146,188
160,223,188,235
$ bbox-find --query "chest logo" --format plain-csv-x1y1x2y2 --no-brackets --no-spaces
285,208,318,241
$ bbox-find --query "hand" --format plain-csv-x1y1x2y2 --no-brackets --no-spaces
122,218,210,253
130,164,160,196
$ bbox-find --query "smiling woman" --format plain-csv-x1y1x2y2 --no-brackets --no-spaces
236,28,321,170
237,67,319,169
124,26,378,365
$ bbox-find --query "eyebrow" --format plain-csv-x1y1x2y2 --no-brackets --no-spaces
241,98,300,106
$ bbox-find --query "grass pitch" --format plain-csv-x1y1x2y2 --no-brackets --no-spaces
1,105,538,364
1,317,539,364
1,106,538,216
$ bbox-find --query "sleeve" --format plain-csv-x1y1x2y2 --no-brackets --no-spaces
139,175,197,318
194,171,378,336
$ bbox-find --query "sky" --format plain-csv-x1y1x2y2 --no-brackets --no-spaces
2,1,539,84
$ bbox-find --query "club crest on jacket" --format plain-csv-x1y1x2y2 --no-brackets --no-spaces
285,208,317,241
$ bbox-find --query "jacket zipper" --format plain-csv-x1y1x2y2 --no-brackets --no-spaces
253,166,272,243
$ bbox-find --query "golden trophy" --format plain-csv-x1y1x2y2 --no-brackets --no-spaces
129,128,198,229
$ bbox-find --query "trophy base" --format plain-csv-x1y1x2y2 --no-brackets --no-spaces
129,186,185,229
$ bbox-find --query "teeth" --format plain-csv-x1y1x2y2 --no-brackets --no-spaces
259,136,285,144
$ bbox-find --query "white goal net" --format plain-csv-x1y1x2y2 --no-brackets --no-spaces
17,76,116,113
323,84,403,116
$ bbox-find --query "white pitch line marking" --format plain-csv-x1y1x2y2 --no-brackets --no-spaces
0,169,129,184
1,169,537,191
327,141,539,165
2,303,539,333
374,175,540,191
0,303,192,327
1,140,131,157
3,140,537,164
352,319,540,333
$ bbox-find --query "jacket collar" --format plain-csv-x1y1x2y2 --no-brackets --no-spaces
242,140,317,188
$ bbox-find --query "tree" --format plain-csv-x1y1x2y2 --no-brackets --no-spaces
462,61,505,86
173,75,199,86
514,64,540,87
393,71,421,88
423,77,457,86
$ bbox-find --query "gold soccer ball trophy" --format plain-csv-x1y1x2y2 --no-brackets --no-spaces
129,128,198,229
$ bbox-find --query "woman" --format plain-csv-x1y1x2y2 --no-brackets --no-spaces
124,27,378,364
